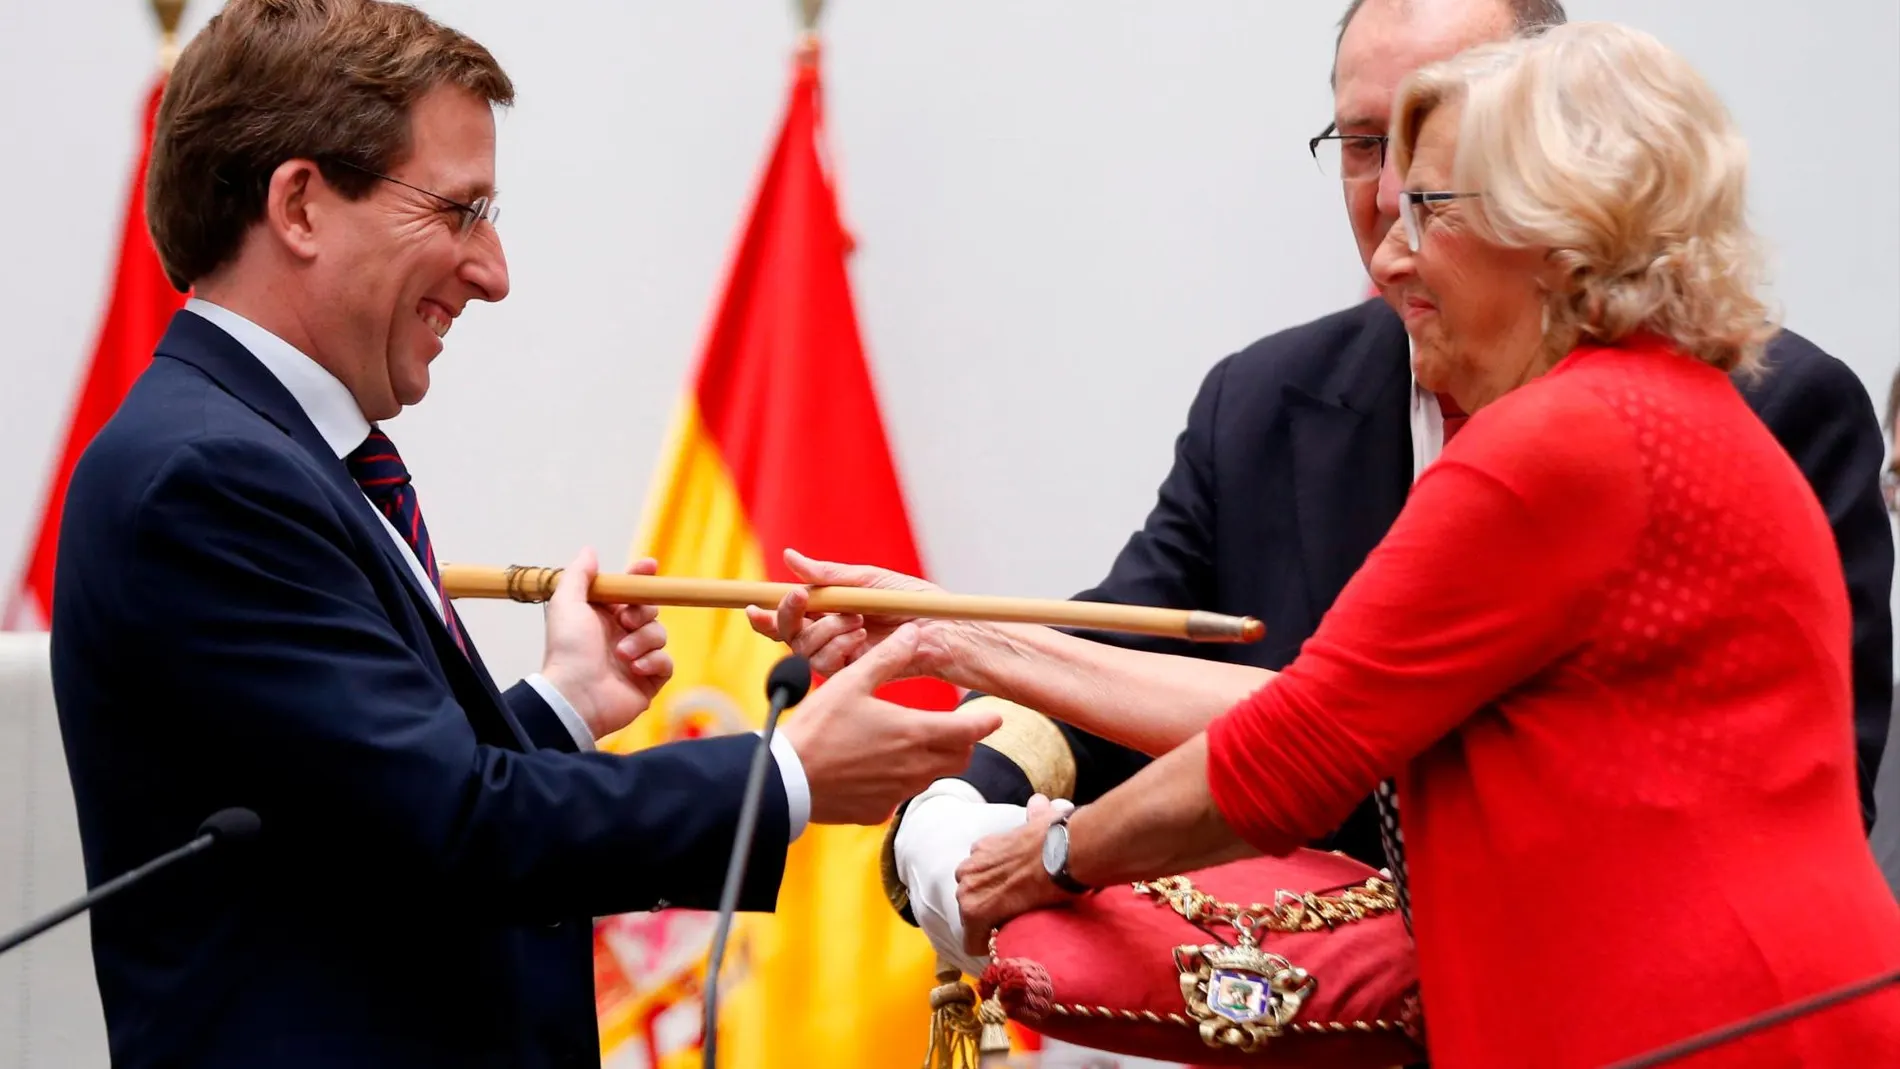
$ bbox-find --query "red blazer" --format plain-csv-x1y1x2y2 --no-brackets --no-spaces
1208,337,1900,1067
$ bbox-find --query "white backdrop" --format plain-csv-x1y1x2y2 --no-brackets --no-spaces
1,1,1897,1066
4,0,1895,688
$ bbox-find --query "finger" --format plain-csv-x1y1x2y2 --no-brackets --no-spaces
832,622,921,691
615,602,660,634
961,906,991,957
744,604,781,640
616,620,667,662
919,706,1004,750
808,630,868,677
784,547,890,588
774,587,811,646
627,557,659,576
1050,797,1076,816
551,546,600,607
789,613,863,660
1025,794,1051,820
632,650,674,686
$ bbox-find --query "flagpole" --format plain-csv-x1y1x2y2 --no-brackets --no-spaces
152,1,188,71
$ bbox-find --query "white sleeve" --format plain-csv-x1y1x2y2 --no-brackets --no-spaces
768,729,811,842
893,779,1044,979
524,672,596,752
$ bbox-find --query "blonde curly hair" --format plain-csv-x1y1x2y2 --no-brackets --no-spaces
1390,21,1777,374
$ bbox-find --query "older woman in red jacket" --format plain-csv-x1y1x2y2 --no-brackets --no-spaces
760,20,1900,1067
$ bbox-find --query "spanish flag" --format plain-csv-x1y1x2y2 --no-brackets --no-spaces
7,73,187,630
592,36,958,1069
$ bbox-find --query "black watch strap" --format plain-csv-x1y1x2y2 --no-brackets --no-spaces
1045,812,1091,894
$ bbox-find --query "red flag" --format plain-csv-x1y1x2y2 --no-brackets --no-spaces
595,38,974,1068
7,77,187,629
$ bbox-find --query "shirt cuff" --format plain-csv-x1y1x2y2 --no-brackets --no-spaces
525,672,596,753
769,729,811,843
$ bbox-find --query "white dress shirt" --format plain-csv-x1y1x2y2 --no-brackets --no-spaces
184,298,810,839
1406,338,1449,478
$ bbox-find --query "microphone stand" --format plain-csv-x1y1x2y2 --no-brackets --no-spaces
1598,963,1900,1068
0,807,261,957
703,657,810,1069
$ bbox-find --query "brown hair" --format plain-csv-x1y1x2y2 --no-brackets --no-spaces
146,0,514,291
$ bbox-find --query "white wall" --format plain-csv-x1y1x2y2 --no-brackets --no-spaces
2,1,1895,688
1,1,1896,1066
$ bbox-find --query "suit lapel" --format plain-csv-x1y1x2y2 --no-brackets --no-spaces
154,310,532,749
1284,303,1415,624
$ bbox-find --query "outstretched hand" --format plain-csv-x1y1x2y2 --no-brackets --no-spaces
781,623,1004,826
745,548,942,676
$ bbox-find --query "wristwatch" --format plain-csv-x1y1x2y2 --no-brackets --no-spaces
1041,811,1091,894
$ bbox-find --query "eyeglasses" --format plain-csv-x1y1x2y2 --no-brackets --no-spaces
1309,122,1387,182
1399,190,1481,251
324,157,500,238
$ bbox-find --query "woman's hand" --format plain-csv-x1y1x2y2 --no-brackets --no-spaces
745,547,993,685
954,795,1078,956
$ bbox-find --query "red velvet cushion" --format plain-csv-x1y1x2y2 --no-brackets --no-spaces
979,849,1423,1067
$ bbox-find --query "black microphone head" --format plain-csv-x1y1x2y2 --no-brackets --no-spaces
766,655,812,707
197,807,262,845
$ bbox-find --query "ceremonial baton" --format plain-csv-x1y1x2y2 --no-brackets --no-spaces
439,564,1265,644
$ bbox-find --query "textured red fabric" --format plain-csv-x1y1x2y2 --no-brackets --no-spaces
1207,339,1900,1066
980,850,1422,1067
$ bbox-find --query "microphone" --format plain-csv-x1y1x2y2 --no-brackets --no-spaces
703,656,812,1069
0,806,262,957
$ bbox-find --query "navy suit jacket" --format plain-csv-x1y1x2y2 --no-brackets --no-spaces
50,309,790,1068
954,299,1893,868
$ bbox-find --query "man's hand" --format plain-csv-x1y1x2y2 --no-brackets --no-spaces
539,547,673,740
781,623,1004,826
955,795,1075,956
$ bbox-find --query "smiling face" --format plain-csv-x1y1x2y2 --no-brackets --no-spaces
1369,101,1555,411
301,85,511,421
1332,0,1516,306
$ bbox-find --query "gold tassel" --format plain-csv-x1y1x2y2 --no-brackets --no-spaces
922,951,1020,1069
922,961,982,1069
977,992,1013,1063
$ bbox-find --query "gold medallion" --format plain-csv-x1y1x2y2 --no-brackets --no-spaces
1173,935,1314,1050
1135,872,1397,1052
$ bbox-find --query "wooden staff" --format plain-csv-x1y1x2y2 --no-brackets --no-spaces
439,564,1265,644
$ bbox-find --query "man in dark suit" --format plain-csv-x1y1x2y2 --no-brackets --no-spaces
1874,370,1900,898
760,0,1894,965
47,3,998,1067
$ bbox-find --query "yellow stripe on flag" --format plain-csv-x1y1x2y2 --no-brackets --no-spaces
598,399,938,1067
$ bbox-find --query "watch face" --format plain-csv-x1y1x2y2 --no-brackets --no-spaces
1042,822,1066,875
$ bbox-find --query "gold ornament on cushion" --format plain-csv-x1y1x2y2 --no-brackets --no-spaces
1174,940,1314,1050
967,851,1421,1067
1135,873,1399,1051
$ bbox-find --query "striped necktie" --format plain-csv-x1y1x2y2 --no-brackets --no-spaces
344,429,464,652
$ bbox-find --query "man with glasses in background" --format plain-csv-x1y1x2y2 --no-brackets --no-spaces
854,0,1895,975
1874,371,1900,897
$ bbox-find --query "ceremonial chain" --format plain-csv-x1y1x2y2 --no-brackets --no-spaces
1132,873,1399,938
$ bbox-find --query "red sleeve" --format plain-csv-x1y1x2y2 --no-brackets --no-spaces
1206,380,1650,854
